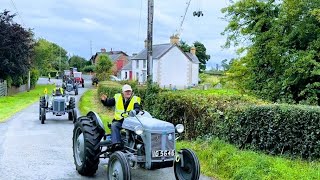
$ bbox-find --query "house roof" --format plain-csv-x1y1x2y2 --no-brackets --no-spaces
107,51,128,56
131,43,199,64
109,54,122,62
131,43,174,60
122,61,132,70
185,52,200,63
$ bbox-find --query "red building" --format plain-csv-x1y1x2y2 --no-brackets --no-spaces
90,48,129,76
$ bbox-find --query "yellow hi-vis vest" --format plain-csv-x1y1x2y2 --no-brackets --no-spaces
114,93,141,120
54,88,64,95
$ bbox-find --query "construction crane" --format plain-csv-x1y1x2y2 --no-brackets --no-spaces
174,0,192,38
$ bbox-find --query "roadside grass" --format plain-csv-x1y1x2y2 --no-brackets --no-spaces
0,84,55,122
177,138,320,180
79,88,113,133
199,73,221,86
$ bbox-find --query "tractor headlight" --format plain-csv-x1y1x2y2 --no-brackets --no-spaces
176,124,184,133
134,125,144,135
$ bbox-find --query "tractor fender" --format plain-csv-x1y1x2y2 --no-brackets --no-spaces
86,111,105,132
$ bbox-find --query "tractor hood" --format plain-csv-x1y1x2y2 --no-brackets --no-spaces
122,112,175,133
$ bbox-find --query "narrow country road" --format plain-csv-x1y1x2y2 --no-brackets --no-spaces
0,76,213,180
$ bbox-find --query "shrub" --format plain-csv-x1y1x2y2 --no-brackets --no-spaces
83,65,95,73
218,104,320,160
30,69,40,88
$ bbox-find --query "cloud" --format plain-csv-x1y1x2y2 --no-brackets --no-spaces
0,0,237,63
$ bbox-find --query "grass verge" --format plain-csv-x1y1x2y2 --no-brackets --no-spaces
177,138,320,180
79,88,113,133
0,84,55,122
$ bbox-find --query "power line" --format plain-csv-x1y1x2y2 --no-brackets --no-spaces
174,0,192,38
10,0,26,27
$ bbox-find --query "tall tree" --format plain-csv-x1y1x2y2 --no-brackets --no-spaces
32,38,68,75
179,40,210,72
223,0,320,104
0,10,34,80
194,41,210,72
69,55,87,71
95,54,113,81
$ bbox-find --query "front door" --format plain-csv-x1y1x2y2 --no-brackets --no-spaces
142,70,146,83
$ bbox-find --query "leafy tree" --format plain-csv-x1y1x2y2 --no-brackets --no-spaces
69,55,87,71
193,41,211,72
179,40,191,52
222,0,320,104
0,10,34,83
95,54,113,81
221,59,229,71
179,40,210,72
82,65,96,73
32,38,68,75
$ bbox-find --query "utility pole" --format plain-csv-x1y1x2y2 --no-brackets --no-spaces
59,47,61,73
90,40,93,57
147,0,154,83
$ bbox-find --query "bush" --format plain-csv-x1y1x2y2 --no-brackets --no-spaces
30,69,40,88
83,65,96,73
11,75,23,87
217,104,320,160
5,76,12,88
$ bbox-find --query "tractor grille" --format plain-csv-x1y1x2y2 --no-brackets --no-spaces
53,100,65,112
151,133,175,160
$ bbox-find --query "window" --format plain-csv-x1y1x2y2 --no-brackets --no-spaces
136,72,139,81
143,60,146,68
136,60,139,69
125,72,128,79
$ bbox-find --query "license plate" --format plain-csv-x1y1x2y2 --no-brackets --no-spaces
152,150,175,157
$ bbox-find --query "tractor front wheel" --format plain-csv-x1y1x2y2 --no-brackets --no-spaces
40,108,46,124
73,116,104,176
174,149,200,180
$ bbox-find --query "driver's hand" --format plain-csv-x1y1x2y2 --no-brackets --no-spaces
101,94,107,101
129,110,137,117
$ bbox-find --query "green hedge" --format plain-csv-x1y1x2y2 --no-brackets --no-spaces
144,91,263,140
98,82,262,139
97,81,147,105
217,104,320,160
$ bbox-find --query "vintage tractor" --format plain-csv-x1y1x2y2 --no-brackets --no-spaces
62,77,79,95
72,110,200,180
73,72,84,88
39,90,77,124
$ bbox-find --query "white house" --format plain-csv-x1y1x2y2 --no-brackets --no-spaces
120,60,132,80
121,36,199,89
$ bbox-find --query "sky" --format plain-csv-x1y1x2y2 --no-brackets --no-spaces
1,0,237,69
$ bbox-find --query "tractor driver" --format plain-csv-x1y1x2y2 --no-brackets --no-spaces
100,84,141,150
53,84,65,96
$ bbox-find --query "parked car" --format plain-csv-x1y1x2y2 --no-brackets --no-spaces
110,75,121,81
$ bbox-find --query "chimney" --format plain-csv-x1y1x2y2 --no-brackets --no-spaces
190,46,196,55
170,34,179,45
144,39,148,48
101,48,106,53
